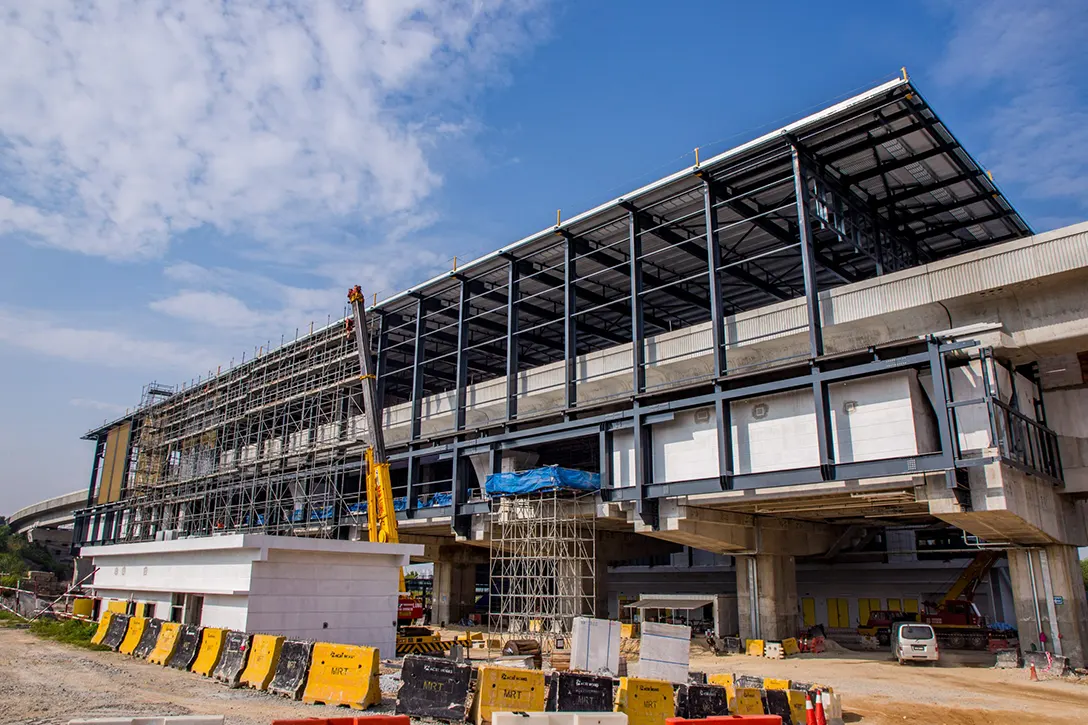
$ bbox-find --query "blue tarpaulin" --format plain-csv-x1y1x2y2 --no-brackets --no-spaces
485,465,601,498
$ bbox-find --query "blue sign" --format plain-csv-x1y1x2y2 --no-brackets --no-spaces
1054,596,1064,606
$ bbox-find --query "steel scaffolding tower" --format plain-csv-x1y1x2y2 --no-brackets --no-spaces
488,490,596,640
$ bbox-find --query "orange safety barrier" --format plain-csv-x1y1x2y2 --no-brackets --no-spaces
666,717,782,724
269,714,409,718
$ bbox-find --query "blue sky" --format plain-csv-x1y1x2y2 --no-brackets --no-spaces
1,0,1086,513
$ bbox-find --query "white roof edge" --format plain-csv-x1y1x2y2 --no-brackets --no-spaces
371,77,910,311
81,532,423,558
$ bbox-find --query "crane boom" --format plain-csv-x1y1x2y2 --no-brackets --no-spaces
941,550,999,604
347,285,397,546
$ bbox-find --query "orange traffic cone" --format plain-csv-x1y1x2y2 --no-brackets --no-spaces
814,690,828,725
1029,662,1039,681
806,692,818,725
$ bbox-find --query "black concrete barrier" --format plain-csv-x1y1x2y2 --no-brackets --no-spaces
132,618,162,659
676,684,729,719
395,654,474,721
721,636,743,654
213,631,253,687
268,639,313,700
101,613,131,651
735,674,764,689
168,625,202,670
763,689,794,725
545,671,613,712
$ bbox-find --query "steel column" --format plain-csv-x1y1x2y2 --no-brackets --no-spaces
564,236,578,410
928,337,957,467
793,145,832,478
791,146,824,358
410,298,426,440
407,297,427,510
633,404,658,527
703,182,727,376
85,437,105,507
628,212,645,395
375,311,389,410
599,426,613,489
704,181,734,487
454,281,470,433
505,258,520,421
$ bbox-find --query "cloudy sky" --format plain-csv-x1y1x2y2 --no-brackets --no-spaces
1,0,1086,514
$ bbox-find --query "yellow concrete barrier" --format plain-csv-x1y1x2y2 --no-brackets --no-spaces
106,600,128,614
191,628,226,676
764,678,790,691
118,617,147,655
781,637,800,656
733,687,764,715
72,598,94,618
744,639,764,657
147,622,182,666
90,611,113,646
787,690,809,725
471,665,546,725
301,642,381,709
239,634,285,691
615,677,674,725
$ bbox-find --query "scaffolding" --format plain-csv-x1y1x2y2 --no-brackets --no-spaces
487,490,596,641
82,311,387,543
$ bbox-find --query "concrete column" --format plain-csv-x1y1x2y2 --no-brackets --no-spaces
433,560,477,626
468,450,541,497
735,553,798,642
1007,545,1088,667
594,558,610,619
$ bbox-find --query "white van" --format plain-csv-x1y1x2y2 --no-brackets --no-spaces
892,622,939,665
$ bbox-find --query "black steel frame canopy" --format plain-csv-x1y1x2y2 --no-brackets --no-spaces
79,76,1047,541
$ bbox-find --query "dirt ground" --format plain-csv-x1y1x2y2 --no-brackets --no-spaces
690,646,1088,725
3,626,1088,725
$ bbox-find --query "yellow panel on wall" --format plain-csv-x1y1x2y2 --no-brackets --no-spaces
96,422,132,504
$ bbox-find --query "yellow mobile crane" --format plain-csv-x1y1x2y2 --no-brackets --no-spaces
347,286,445,654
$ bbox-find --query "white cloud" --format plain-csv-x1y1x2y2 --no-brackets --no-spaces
0,307,221,372
149,290,267,330
936,0,1088,216
69,398,126,414
0,0,549,259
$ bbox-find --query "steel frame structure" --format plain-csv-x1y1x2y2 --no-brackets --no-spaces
75,77,1057,547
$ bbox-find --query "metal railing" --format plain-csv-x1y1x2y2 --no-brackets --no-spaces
989,398,1063,483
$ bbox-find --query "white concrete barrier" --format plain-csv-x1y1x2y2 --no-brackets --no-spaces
492,714,628,725
68,717,225,725
570,616,621,674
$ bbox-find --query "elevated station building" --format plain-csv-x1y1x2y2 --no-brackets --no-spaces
72,77,1088,665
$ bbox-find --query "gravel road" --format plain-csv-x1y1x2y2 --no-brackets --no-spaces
3,626,1088,725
